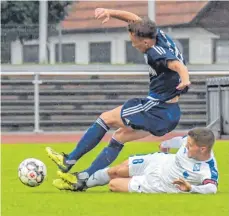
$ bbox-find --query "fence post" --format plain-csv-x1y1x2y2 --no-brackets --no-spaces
218,85,222,137
33,72,42,133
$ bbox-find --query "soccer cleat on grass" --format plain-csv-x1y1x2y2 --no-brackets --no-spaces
57,170,88,191
52,179,76,191
57,170,78,184
45,147,73,172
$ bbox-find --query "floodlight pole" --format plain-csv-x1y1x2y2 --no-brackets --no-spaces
39,0,48,63
148,0,156,21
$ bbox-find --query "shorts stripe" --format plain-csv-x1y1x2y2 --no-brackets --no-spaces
123,100,153,115
123,101,153,114
123,97,159,115
122,104,143,114
145,101,159,111
122,101,159,117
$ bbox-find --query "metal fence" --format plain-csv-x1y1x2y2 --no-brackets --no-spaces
207,77,229,136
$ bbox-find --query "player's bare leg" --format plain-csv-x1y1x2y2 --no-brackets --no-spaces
108,178,131,192
112,127,151,144
107,160,129,179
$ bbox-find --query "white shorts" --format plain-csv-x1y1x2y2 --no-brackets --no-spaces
128,153,170,193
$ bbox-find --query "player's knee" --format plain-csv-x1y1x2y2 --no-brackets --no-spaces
107,167,118,179
113,128,132,144
108,179,118,192
100,111,116,127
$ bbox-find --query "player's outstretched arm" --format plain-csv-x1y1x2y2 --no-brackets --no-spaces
167,60,191,90
173,178,217,194
159,136,185,152
95,8,142,24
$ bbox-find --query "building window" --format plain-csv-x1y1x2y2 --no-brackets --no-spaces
215,40,229,63
175,39,189,64
55,43,75,63
23,45,39,63
126,41,145,64
89,42,111,63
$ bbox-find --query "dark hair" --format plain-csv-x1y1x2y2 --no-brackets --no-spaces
127,17,157,39
188,128,215,150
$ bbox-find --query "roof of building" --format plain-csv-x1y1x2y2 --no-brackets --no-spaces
61,1,209,31
191,1,229,39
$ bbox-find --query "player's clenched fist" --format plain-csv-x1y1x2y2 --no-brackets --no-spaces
95,8,110,24
176,80,191,91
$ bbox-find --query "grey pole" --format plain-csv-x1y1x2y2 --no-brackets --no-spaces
39,0,48,63
33,72,42,133
58,24,62,63
148,0,156,21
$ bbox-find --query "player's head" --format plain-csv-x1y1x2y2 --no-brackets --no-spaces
186,128,215,160
127,17,157,53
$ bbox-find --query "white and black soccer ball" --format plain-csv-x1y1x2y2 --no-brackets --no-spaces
18,158,47,187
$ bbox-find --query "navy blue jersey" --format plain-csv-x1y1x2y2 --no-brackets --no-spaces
144,28,188,102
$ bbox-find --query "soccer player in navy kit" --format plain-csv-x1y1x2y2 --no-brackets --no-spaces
46,8,191,190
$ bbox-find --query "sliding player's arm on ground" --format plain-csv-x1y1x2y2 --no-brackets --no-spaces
95,8,141,23
190,183,217,194
167,60,190,90
173,178,217,194
193,165,219,194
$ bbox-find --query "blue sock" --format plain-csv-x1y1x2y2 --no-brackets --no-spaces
67,118,110,163
82,138,124,177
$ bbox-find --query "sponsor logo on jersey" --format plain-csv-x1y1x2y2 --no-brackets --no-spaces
193,163,201,172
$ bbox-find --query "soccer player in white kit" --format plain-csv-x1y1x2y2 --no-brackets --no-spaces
53,128,219,194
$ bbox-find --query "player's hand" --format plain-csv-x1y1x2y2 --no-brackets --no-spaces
95,8,110,24
176,80,191,90
173,178,191,192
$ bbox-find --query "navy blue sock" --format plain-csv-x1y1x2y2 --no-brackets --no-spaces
67,118,110,163
82,138,124,177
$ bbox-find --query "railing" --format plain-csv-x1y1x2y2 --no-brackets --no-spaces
2,71,229,75
1,71,229,133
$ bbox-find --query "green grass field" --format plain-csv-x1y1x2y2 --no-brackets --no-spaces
1,141,229,216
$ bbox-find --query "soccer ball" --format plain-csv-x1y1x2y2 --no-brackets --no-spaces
18,158,47,187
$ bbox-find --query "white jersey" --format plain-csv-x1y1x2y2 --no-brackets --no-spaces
159,137,219,193
128,136,218,194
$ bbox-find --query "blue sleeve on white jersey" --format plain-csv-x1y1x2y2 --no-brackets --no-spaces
206,159,219,183
146,45,178,63
201,158,219,186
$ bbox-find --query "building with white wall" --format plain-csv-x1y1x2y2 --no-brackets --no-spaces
10,1,229,65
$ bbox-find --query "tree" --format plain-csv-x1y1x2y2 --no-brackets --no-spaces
1,1,72,40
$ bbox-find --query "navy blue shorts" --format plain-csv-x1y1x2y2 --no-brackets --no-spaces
121,96,181,136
